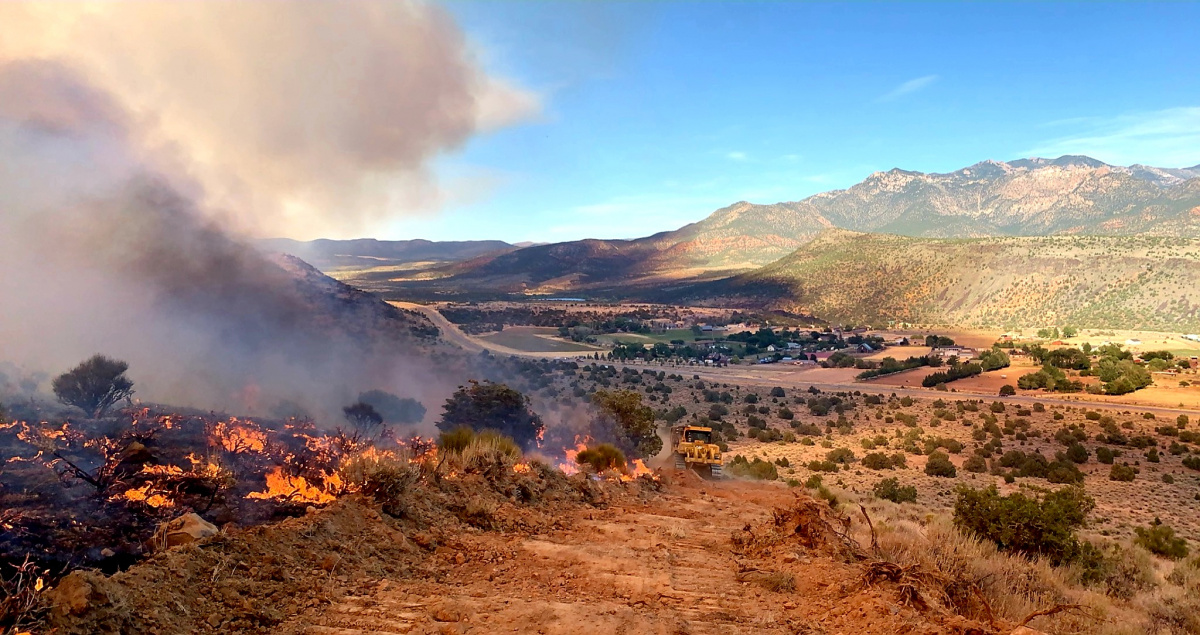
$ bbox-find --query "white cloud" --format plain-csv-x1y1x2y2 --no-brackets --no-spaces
726,151,748,161
1025,107,1200,168
877,74,938,102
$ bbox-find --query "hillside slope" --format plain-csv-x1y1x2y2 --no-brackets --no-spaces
365,156,1200,300
697,231,1200,330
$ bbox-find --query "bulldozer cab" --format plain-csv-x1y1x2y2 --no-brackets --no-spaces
683,428,711,444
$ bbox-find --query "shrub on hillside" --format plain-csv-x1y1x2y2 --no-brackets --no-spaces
952,485,1095,565
728,455,779,480
1133,519,1189,560
807,460,838,473
874,477,917,503
1109,463,1138,482
52,354,135,418
963,455,987,473
826,447,856,464
925,451,957,477
438,380,544,450
862,452,895,470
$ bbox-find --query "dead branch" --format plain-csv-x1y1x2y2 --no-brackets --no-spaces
858,503,879,556
970,584,997,629
1018,603,1101,628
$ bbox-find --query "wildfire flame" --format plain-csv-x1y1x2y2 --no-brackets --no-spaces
619,458,654,482
119,484,173,508
246,466,337,505
558,436,591,475
212,418,268,453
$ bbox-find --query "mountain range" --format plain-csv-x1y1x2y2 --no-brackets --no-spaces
274,156,1200,329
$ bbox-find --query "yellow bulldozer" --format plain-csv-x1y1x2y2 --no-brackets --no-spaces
671,424,723,478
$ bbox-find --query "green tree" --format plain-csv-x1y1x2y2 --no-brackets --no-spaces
438,381,544,451
592,389,662,459
52,354,135,418
358,390,426,424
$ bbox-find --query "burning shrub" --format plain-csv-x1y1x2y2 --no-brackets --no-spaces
437,381,544,451
343,450,419,517
575,443,626,473
51,355,135,419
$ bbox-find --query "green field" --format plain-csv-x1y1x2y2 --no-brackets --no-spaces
479,327,601,353
592,328,707,346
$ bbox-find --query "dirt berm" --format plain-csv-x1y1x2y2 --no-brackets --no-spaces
45,466,1037,634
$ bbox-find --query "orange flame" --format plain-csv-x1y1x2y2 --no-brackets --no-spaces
558,436,591,475
119,484,173,508
246,466,337,504
619,458,654,482
212,418,268,453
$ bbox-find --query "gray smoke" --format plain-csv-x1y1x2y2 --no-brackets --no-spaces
0,2,535,418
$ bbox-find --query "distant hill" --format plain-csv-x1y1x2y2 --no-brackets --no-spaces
689,230,1200,331
366,156,1200,301
260,237,515,271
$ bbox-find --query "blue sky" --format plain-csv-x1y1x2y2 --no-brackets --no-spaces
383,2,1200,243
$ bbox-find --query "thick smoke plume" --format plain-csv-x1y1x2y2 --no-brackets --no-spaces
0,2,535,417
0,1,538,238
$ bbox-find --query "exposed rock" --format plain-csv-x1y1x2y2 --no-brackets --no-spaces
47,571,107,617
154,512,219,549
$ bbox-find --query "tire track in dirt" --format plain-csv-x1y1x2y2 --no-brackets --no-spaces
279,477,974,635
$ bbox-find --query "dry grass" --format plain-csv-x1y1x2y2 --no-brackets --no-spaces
848,495,1200,634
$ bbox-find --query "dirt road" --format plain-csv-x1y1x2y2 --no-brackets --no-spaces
391,301,597,359
281,476,965,635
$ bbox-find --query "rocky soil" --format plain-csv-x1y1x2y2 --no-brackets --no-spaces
41,467,1047,635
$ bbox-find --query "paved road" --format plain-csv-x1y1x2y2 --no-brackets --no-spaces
393,301,1200,417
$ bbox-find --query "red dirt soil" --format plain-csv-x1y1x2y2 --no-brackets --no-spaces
42,468,1031,635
